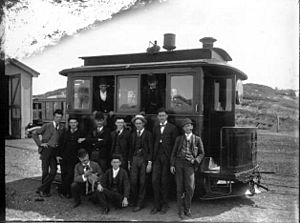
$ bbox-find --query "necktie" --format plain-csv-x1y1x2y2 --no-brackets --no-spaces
138,130,141,136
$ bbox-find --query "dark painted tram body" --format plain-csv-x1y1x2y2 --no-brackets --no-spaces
59,37,260,199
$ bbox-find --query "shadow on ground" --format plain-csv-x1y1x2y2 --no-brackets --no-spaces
6,177,256,221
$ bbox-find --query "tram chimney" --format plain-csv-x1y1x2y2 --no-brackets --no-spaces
199,37,217,49
163,33,176,51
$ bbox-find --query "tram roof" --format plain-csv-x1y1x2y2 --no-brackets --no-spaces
59,48,247,80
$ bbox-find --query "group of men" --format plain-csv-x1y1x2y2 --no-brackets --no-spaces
32,107,204,219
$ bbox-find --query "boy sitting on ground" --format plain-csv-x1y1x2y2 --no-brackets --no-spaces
95,154,130,214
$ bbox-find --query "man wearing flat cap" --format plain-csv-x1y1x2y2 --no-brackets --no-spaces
170,118,205,219
93,78,114,115
128,114,153,212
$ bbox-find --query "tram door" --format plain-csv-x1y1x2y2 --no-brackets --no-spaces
203,76,235,164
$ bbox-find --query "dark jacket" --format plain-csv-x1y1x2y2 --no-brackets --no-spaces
101,168,130,198
110,128,130,161
85,127,111,159
128,129,153,163
58,129,85,164
93,89,114,113
74,161,103,183
152,122,178,160
141,86,164,114
170,134,205,168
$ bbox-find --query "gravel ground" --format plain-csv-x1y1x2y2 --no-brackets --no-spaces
5,130,299,222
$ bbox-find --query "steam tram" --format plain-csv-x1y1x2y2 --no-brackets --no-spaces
59,36,261,199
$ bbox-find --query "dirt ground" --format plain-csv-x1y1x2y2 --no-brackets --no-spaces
5,130,299,222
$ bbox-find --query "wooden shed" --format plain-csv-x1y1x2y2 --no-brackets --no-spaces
5,58,39,138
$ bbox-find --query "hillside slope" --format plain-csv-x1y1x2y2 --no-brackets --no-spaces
236,84,299,132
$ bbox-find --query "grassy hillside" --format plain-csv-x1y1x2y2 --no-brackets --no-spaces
236,84,299,132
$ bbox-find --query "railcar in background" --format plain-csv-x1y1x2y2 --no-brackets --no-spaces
33,97,66,125
59,35,263,199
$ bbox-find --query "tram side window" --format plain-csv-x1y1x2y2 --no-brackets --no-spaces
93,76,114,113
170,75,193,112
214,78,232,111
73,79,90,110
117,76,138,112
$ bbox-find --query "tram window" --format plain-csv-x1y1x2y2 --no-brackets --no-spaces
93,76,114,113
170,75,193,112
73,79,90,110
214,78,232,111
141,74,166,114
117,77,138,112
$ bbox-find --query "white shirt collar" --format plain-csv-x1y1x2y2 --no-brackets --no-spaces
160,121,167,126
100,91,107,101
97,126,103,132
117,128,124,135
83,161,90,168
70,128,78,133
113,167,120,178
185,132,193,140
137,128,145,135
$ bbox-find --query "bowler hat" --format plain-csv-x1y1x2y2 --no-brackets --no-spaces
98,78,107,85
181,118,193,127
95,111,105,120
147,74,157,83
131,114,147,124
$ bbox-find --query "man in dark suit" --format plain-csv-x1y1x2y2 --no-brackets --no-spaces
170,118,205,219
32,109,64,197
95,154,130,214
110,117,130,170
71,148,103,208
85,111,111,171
57,116,86,198
128,114,153,212
151,108,178,214
141,74,164,115
93,78,114,115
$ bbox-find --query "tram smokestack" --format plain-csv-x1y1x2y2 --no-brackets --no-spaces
199,37,217,49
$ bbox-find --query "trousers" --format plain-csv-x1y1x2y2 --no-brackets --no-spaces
96,188,124,209
175,159,195,213
38,147,57,194
152,153,170,209
130,156,146,206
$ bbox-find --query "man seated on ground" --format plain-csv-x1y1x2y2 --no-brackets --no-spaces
95,154,130,214
71,148,103,208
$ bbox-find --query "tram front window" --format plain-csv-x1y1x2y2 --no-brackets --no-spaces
214,78,232,111
170,75,193,112
117,76,138,112
73,79,90,110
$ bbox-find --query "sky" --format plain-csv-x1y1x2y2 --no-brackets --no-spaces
7,0,299,94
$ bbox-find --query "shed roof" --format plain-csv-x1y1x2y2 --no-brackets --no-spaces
5,58,40,77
